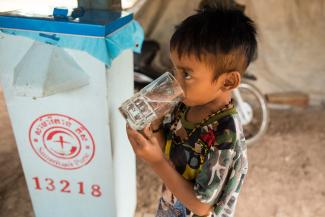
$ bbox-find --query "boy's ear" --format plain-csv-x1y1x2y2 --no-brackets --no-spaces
220,71,241,91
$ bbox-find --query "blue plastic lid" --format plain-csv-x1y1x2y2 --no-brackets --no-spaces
0,9,133,37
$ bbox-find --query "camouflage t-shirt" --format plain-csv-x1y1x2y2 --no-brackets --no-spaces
156,102,248,217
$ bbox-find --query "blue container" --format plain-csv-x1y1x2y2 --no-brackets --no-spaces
0,8,133,37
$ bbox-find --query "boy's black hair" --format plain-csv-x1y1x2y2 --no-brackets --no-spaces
170,8,257,77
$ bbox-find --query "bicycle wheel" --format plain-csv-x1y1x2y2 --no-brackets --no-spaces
233,82,269,146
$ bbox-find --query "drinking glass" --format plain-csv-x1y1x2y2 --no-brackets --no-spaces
119,72,184,130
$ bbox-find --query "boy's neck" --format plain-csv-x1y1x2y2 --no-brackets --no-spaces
194,93,231,112
186,93,232,123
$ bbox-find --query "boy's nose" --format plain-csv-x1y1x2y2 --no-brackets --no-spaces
174,73,182,84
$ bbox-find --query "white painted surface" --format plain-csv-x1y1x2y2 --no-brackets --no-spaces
0,32,136,217
107,49,137,217
13,41,89,98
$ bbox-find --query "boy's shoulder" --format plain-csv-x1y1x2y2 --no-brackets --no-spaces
170,101,238,122
201,107,242,150
165,102,243,149
165,101,240,131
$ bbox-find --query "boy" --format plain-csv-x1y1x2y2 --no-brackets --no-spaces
126,6,257,217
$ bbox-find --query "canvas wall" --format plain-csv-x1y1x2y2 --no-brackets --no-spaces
135,0,325,105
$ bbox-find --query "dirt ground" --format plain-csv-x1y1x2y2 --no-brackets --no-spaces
1,87,325,217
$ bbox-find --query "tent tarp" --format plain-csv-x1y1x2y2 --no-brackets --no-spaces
135,0,325,105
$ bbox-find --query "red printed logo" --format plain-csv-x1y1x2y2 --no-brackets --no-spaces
29,114,95,170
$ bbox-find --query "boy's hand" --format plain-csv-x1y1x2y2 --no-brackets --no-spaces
126,124,165,165
150,116,164,131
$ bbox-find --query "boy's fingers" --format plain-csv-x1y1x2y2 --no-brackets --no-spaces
143,124,154,141
126,124,139,138
126,124,150,148
126,125,141,147
126,123,152,142
127,131,145,155
128,137,140,153
133,132,149,146
126,123,154,142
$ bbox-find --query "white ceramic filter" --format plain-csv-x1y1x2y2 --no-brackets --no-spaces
119,72,184,130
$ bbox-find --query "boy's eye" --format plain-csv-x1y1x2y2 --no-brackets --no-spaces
183,71,192,80
172,68,192,80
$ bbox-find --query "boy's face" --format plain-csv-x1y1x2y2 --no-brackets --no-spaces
170,51,225,107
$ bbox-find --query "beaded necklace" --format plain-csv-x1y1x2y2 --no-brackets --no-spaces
171,99,234,145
